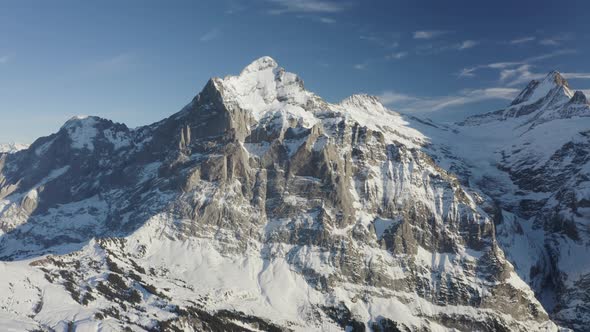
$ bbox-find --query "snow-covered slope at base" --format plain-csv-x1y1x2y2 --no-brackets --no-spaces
0,212,560,331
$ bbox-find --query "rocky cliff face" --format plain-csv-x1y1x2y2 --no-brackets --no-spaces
0,58,572,331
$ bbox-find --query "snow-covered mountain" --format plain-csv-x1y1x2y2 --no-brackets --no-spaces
460,71,588,127
0,57,584,331
0,142,29,154
404,70,589,331
454,71,590,331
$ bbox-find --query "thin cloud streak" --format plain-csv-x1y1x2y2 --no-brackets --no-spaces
379,91,418,105
385,51,407,60
318,17,336,24
510,36,536,44
539,39,559,46
526,49,576,62
458,49,577,78
92,53,137,71
379,88,519,113
507,33,573,47
500,65,545,86
415,40,480,56
413,30,448,40
266,0,347,14
538,33,574,47
458,40,478,50
563,73,590,79
359,34,400,49
224,0,246,14
200,28,221,42
353,63,367,70
75,52,140,78
500,67,590,87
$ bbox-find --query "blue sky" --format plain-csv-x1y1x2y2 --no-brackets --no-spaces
2,0,590,143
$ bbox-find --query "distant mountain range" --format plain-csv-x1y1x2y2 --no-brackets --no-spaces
0,142,29,154
0,57,587,331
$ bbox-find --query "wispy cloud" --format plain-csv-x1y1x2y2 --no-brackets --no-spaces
562,73,590,80
318,16,336,24
200,28,221,42
79,52,139,77
353,63,368,70
499,64,545,86
413,30,448,40
93,53,136,70
266,0,348,14
458,49,576,79
0,55,10,64
526,49,576,62
385,51,408,60
539,39,559,46
414,40,479,56
507,33,573,47
427,88,519,111
458,62,520,78
538,33,574,47
458,49,588,88
378,91,419,105
379,87,519,112
510,36,536,44
224,0,246,14
359,34,400,49
458,68,477,78
498,66,590,87
458,40,479,50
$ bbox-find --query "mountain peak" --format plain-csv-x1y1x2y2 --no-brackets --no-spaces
62,115,99,128
340,94,386,111
570,90,589,104
462,70,585,126
60,116,101,151
57,116,130,152
510,70,572,106
213,57,310,122
542,70,569,88
240,56,279,75
337,94,409,126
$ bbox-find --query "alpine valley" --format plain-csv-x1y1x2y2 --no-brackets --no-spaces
0,57,588,331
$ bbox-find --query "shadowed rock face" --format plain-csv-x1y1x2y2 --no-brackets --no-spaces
0,58,561,331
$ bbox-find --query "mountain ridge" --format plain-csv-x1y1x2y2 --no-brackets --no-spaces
0,142,30,154
460,70,588,128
